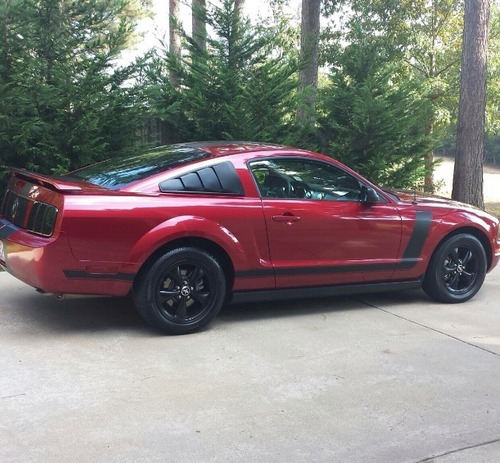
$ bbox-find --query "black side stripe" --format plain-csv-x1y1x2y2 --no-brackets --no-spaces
63,212,432,281
236,269,273,278
402,211,432,260
64,270,136,282
235,210,432,278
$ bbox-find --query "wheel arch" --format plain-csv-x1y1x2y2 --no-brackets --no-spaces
430,226,493,270
133,237,235,297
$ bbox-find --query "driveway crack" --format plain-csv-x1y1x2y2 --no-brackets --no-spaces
415,437,500,462
353,298,500,358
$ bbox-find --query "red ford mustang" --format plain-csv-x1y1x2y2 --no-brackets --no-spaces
1,142,499,334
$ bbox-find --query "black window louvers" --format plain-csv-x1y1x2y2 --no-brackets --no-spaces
213,162,245,195
159,178,184,191
180,172,204,191
197,167,223,192
159,161,244,195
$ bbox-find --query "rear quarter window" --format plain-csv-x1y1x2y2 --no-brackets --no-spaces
159,161,245,195
65,146,210,189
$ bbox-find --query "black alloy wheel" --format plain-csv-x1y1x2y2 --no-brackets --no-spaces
423,234,487,303
134,247,226,334
442,246,478,293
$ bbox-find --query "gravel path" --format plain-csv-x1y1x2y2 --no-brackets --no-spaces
434,157,500,202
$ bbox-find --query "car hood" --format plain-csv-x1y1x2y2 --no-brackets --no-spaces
388,189,480,209
387,190,493,218
386,189,500,225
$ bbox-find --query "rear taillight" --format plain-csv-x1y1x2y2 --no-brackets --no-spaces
3,191,29,228
26,202,58,237
2,188,58,237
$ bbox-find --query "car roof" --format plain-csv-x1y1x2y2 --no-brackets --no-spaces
175,141,303,158
114,141,327,193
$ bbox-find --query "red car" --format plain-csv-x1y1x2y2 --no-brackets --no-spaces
1,142,499,334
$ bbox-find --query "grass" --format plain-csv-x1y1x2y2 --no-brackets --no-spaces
485,202,500,220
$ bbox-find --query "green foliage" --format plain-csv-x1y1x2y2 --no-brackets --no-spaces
485,135,500,166
0,0,150,189
144,0,299,144
404,0,463,131
341,0,463,190
0,0,464,195
486,3,500,134
320,42,435,188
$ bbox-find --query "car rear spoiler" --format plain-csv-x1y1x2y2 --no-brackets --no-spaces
10,168,83,192
9,168,106,193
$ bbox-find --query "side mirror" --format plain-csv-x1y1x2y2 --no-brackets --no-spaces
360,185,379,204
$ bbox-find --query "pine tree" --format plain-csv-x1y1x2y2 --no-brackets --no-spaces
0,0,149,187
320,43,434,189
145,0,297,143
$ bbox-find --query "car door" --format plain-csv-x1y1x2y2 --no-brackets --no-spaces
249,158,403,289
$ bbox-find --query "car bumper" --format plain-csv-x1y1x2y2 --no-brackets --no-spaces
492,236,500,272
0,220,133,297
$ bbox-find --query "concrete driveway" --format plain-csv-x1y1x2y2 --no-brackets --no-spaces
1,269,500,463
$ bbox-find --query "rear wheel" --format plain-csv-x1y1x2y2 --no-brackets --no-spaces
134,247,226,334
423,234,487,303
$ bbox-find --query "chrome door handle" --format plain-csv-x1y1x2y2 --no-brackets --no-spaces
272,214,301,223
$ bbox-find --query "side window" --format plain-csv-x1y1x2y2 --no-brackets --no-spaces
250,159,367,201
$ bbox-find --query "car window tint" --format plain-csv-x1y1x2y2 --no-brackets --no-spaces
65,146,210,189
250,159,364,201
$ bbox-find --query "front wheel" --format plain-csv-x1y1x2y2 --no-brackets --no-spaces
423,234,487,303
134,247,226,334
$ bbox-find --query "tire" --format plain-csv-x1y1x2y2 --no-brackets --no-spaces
133,247,226,334
423,233,487,303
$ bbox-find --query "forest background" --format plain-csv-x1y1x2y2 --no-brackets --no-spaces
0,0,498,210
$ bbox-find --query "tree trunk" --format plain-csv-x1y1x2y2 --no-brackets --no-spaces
296,0,321,123
233,0,245,31
424,123,434,193
452,0,490,208
192,0,206,52
234,0,245,15
229,0,245,66
169,0,181,85
424,43,436,192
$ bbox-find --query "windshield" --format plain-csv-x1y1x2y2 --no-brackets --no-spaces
65,145,210,189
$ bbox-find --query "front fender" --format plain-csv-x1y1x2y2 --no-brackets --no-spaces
430,209,499,268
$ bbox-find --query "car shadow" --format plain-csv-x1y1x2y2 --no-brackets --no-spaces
219,288,429,322
220,295,358,321
8,291,147,335
8,287,430,335
350,289,431,307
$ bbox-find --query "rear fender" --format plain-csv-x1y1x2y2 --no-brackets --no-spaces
128,215,247,269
